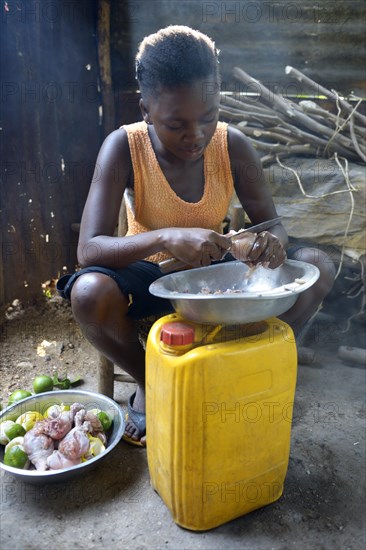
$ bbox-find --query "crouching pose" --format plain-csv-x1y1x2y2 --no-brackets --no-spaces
58,26,335,446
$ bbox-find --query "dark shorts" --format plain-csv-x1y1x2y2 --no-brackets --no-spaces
56,261,176,320
56,247,301,321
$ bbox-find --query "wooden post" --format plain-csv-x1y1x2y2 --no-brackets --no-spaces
98,354,115,398
97,0,116,137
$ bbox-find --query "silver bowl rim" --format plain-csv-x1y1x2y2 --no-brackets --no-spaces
0,389,125,478
150,259,320,301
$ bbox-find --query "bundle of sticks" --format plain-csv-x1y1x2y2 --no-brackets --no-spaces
219,66,366,166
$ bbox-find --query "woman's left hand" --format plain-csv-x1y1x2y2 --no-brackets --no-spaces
230,231,286,269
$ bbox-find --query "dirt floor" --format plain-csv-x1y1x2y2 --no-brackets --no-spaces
0,293,365,550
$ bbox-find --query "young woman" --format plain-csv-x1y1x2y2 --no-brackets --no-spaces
58,26,335,446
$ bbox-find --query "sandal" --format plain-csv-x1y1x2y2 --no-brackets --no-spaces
122,392,146,447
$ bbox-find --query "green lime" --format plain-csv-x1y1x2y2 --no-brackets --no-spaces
0,420,16,445
96,411,113,431
8,389,32,406
5,436,25,452
4,445,29,469
5,423,26,441
33,375,54,394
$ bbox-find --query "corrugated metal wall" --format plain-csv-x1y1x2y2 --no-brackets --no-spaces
1,0,365,312
111,0,366,112
1,1,100,312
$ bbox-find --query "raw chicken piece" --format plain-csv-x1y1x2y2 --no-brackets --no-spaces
75,409,103,433
70,402,85,419
74,408,87,427
84,411,103,432
58,420,91,460
46,450,81,470
23,427,54,471
37,412,72,440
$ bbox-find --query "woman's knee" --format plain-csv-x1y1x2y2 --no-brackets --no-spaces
70,273,128,323
292,247,336,293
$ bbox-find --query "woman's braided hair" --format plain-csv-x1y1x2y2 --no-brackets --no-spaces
136,25,220,97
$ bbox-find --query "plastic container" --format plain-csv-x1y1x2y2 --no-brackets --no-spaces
146,313,297,531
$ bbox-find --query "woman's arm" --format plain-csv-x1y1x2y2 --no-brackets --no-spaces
77,128,168,268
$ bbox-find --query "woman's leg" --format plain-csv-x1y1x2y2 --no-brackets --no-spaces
70,272,146,443
280,247,336,337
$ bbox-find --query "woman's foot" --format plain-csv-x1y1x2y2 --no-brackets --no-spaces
123,386,146,447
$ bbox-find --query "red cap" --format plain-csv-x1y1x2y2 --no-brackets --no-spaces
160,322,195,346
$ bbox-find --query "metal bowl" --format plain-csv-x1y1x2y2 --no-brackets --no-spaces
0,390,125,484
150,259,320,325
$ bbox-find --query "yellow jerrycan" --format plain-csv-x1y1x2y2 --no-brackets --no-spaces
146,313,297,531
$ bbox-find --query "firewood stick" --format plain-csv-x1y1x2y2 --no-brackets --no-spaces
288,111,365,148
231,110,358,160
285,65,366,126
220,94,276,114
219,107,248,121
286,99,357,150
260,154,276,165
233,67,297,117
223,93,360,139
224,94,364,144
220,109,284,127
218,107,279,124
220,92,270,108
300,102,347,126
338,346,366,365
279,120,358,159
219,103,281,121
260,152,298,166
300,104,365,140
233,67,355,152
247,140,317,156
236,126,299,144
280,121,330,147
250,115,285,126
223,66,364,163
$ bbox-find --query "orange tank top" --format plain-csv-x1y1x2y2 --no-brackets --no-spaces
122,120,234,263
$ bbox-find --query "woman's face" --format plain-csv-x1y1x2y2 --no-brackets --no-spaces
141,79,220,162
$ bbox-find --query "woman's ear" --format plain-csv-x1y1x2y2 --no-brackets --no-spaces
139,98,151,124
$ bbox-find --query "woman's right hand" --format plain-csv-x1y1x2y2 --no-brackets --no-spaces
162,228,231,268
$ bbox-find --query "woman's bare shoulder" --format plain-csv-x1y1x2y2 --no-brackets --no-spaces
93,127,133,189
227,125,259,163
99,127,131,162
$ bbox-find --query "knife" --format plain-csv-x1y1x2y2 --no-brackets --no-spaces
158,216,282,274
